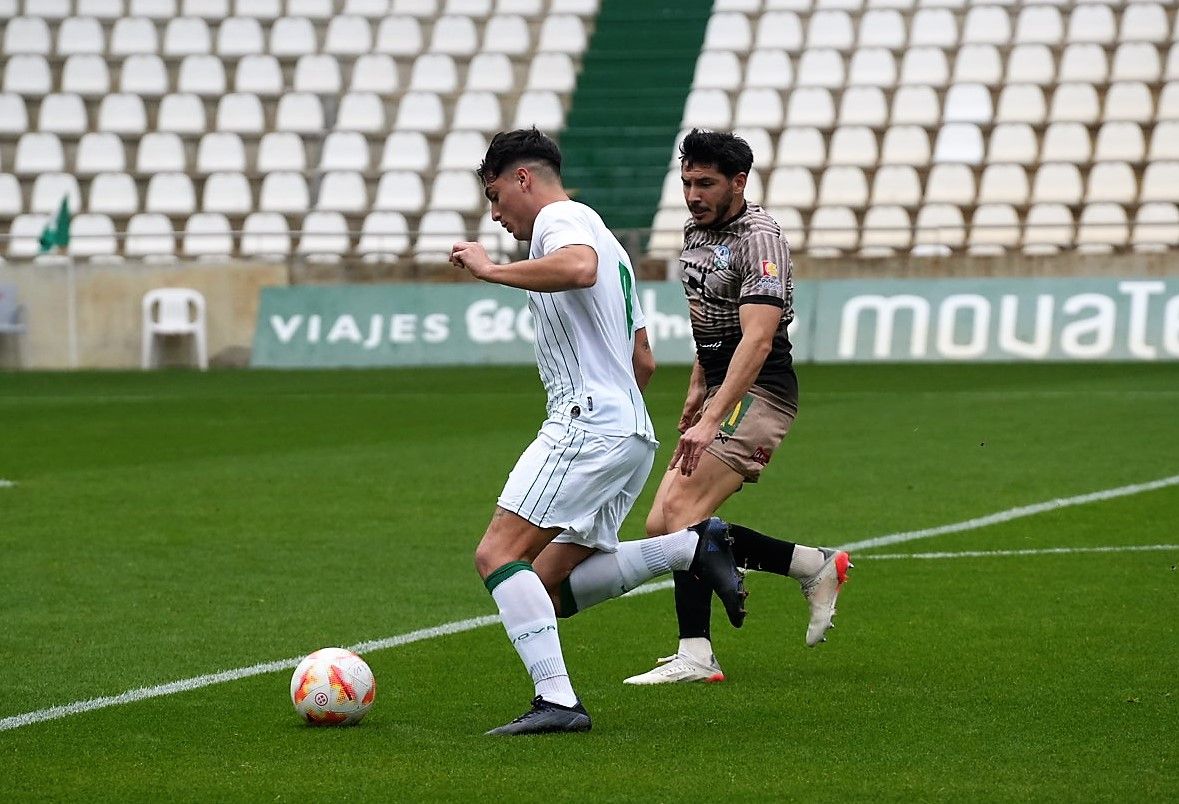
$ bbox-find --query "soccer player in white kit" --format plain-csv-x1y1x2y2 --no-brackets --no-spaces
450,129,746,735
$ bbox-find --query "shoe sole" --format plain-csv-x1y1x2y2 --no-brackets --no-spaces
624,671,726,686
806,551,853,647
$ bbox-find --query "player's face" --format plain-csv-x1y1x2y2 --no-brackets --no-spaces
485,170,534,242
682,163,746,228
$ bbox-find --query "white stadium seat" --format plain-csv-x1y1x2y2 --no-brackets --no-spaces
953,45,1002,86
293,54,343,95
88,172,139,216
381,131,431,171
924,163,975,205
735,88,784,128
900,47,949,87
1104,82,1153,123
324,15,373,55
755,11,804,51
58,16,106,56
786,87,835,127
871,165,922,206
133,0,179,18
275,93,325,133
196,132,247,174
4,56,53,97
891,85,939,126
807,10,854,50
98,94,148,134
397,91,449,133
995,84,1046,125
4,17,52,55
537,15,587,53
31,173,83,214
429,170,484,213
484,14,531,55
316,171,368,213
1050,83,1100,124
258,172,310,213
410,54,459,92
1148,122,1179,161
818,166,869,207
976,164,1028,206
270,16,318,56
157,94,207,134
178,55,227,97
38,94,87,136
913,203,965,251
1076,203,1128,253
766,166,816,208
943,83,992,124
202,171,252,215
183,212,234,258
414,210,467,262
808,206,858,254
145,173,197,215
121,55,169,97
909,8,957,48
1007,44,1056,86
241,212,292,258
527,53,577,93
110,17,159,55
375,15,424,55
694,51,743,91
1095,122,1145,163
75,132,126,176
962,5,1010,45
68,213,119,258
1067,4,1115,45
358,211,411,260
776,127,826,167
298,211,350,259
7,214,52,257
164,17,212,56
879,126,930,167
125,213,177,260
1014,6,1062,46
14,132,64,174
860,205,911,254
439,131,488,171
796,49,846,88
839,86,888,128
61,55,110,97
968,203,1020,255
933,123,984,164
1140,162,1179,204
430,14,479,54
1111,43,1161,84
1120,4,1167,43
827,127,877,167
236,55,284,97
1132,203,1179,250
321,132,371,172
747,49,795,89
468,52,515,92
216,93,265,134
137,132,188,173
257,133,306,172
704,12,753,52
1022,203,1073,254
1032,163,1084,205
1059,44,1107,84
858,9,905,48
682,89,732,129
235,0,282,20
375,171,426,212
1085,162,1137,205
351,54,399,94
1040,122,1091,163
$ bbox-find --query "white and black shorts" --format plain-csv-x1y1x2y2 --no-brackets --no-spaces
497,419,657,552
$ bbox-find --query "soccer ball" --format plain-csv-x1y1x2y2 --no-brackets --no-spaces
290,647,376,726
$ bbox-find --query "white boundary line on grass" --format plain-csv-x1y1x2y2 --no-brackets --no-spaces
866,544,1179,561
0,479,16,488
2,473,1177,734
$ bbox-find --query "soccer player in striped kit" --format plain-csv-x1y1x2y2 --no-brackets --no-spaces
451,128,746,734
623,129,853,686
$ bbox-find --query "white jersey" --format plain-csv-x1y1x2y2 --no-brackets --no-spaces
526,200,655,441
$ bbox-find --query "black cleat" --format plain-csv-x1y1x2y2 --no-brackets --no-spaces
688,517,747,628
485,696,592,736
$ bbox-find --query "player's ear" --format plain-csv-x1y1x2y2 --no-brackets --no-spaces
732,172,748,194
516,167,530,191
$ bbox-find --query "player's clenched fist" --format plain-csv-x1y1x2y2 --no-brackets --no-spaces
451,241,494,281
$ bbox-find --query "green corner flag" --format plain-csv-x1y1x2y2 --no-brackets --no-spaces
38,196,72,254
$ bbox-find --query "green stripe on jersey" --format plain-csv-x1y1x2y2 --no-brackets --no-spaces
618,261,634,336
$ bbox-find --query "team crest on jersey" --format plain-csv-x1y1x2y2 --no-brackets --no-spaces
712,244,731,270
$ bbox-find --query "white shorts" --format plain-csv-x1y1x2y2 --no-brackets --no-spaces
497,419,657,552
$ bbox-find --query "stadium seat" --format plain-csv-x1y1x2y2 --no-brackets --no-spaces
396,91,447,132
962,5,1009,45
891,85,940,126
827,127,877,166
61,55,110,97
1161,83,1179,121
846,48,896,88
410,54,459,92
1148,122,1179,161
807,10,854,50
275,93,325,133
838,86,887,128
924,163,974,205
682,89,732,129
527,53,577,93
933,123,984,164
0,174,24,218
870,164,922,206
216,93,265,134
375,171,426,212
75,132,126,176
164,17,212,56
913,204,966,252
796,49,845,88
58,16,106,56
145,173,197,215
125,213,177,260
658,170,684,209
4,17,51,55
430,14,479,55
7,214,51,257
183,212,234,258
358,211,410,260
0,94,28,137
1084,162,1137,205
1049,83,1100,124
976,164,1028,206
429,170,483,213
380,131,431,171
236,0,282,19
1040,122,1091,163
877,125,929,167
468,52,515,92
157,94,207,134
98,94,148,135
78,0,125,18
786,87,835,127
202,172,252,215
196,132,247,174
537,14,587,53
648,208,686,255
178,55,227,97
1167,45,1179,82
257,133,306,172
120,55,169,97
755,12,803,51
818,166,868,207
735,88,784,128
859,205,911,254
766,166,816,208
325,15,373,55
270,16,318,56
1104,82,1153,123
807,205,858,254
375,15,424,55
110,17,159,55
320,132,370,171
448,0,491,19
498,0,543,15
1095,122,1145,163
484,14,531,55
910,8,957,48
293,54,342,95
766,206,805,249
704,12,752,51
88,172,139,215
943,83,992,123
184,0,230,18
1031,163,1083,205
1075,203,1128,253
68,213,119,259
31,173,82,214
297,211,350,259
286,0,329,15
1014,6,1062,46
694,51,743,91
1120,3,1167,43
953,45,1003,86
14,132,64,175
1140,162,1179,204
995,84,1046,125
514,92,565,131
335,93,386,133
316,171,368,213
1022,203,1073,254
1058,44,1107,84
236,55,284,97
987,123,1037,165
351,54,399,94
1111,43,1161,83
38,94,87,136
900,47,949,87
133,0,179,18
392,0,438,14
1067,4,1115,45
241,211,292,258
439,131,488,171
1132,202,1179,250
220,17,266,56
414,210,467,261
858,9,905,48
733,127,774,170
1007,44,1056,86
968,204,1020,255
776,127,826,167
4,56,53,97
258,172,310,213
137,132,188,173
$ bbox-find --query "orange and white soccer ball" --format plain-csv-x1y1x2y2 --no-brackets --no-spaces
290,648,376,726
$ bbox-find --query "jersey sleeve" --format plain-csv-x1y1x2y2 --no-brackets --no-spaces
535,205,597,257
736,230,791,308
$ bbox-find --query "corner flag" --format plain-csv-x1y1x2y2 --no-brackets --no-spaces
38,196,72,254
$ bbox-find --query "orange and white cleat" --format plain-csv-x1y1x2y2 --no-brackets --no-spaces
800,549,853,647
623,653,725,685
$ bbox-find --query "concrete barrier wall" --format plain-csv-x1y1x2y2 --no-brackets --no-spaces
0,261,288,369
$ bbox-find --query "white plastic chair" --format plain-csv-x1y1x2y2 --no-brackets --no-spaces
142,288,208,370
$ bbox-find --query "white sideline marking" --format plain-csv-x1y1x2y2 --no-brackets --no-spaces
866,544,1179,561
3,473,1177,733
841,474,1179,553
0,479,15,488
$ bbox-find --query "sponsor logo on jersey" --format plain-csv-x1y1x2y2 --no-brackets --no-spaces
756,259,783,293
752,446,773,466
760,260,779,278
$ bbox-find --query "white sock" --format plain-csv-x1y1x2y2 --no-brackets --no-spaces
490,567,578,708
787,545,827,580
567,529,698,612
678,637,714,665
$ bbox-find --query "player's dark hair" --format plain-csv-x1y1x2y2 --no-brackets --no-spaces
679,129,754,178
477,127,563,184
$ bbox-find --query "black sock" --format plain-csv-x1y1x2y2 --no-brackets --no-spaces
672,570,712,640
729,523,796,576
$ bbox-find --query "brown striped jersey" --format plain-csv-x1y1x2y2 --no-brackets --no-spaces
678,202,799,409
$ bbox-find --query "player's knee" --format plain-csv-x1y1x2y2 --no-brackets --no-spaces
473,539,500,580
658,487,701,533
645,508,665,538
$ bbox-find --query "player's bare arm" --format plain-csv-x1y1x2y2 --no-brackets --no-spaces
450,242,597,291
670,303,780,476
631,327,655,391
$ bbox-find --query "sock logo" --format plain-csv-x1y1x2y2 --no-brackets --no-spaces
512,625,556,644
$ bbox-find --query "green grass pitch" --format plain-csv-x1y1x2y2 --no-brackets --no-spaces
1,363,1176,802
